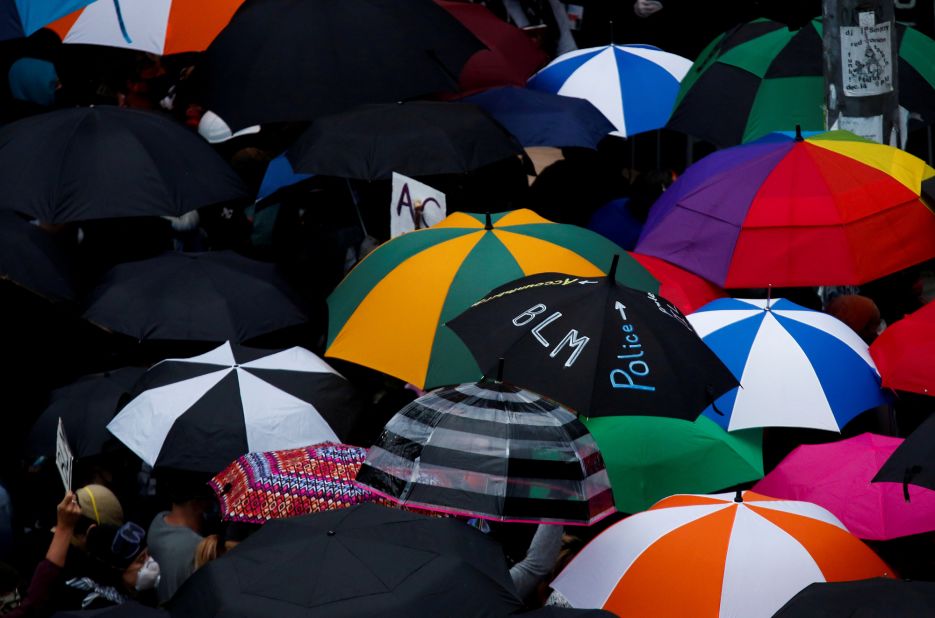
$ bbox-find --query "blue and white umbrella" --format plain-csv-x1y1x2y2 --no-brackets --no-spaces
687,298,887,432
0,0,92,41
527,44,691,138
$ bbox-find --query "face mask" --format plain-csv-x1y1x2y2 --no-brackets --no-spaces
134,557,161,592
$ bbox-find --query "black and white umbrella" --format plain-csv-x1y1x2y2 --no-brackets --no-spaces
107,342,362,474
355,380,615,525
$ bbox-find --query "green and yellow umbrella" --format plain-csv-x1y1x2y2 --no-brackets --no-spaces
326,209,658,388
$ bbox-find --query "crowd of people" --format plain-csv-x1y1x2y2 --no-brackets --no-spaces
0,1,932,616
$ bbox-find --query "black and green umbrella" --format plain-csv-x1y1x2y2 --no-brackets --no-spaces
667,18,935,147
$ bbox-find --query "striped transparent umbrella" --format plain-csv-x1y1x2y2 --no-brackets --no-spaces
355,380,615,525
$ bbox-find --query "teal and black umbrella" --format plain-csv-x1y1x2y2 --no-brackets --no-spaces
667,18,935,147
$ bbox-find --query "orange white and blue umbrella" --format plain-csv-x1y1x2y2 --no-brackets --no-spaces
0,0,93,40
48,0,244,55
551,491,893,618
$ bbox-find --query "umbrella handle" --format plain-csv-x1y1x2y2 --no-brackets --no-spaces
705,385,725,416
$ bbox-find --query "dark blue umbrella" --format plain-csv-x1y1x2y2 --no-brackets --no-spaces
0,0,92,41
462,86,614,149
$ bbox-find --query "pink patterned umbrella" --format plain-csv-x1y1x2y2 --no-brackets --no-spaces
210,443,387,524
754,433,935,540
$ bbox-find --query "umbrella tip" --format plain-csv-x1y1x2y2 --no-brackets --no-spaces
327,530,336,536
485,212,493,230
794,125,803,142
733,490,744,503
608,254,620,282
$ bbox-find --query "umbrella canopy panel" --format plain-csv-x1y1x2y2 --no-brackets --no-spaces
0,106,248,224
870,300,935,396
201,0,484,131
166,504,523,617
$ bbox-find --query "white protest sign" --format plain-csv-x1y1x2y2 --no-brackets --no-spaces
390,172,446,238
833,114,885,144
841,22,893,96
55,417,74,492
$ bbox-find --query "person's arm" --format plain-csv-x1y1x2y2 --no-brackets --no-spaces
509,524,564,600
5,493,81,618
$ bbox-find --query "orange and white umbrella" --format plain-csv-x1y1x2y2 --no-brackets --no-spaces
551,491,893,618
48,0,243,55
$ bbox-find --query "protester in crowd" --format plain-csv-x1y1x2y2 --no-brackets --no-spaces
826,294,883,345
0,492,80,617
61,522,159,610
146,477,213,603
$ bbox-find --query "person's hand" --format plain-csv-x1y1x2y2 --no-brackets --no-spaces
634,0,664,18
56,492,81,532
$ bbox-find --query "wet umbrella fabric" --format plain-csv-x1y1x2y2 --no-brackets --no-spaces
28,367,145,460
754,433,935,540
107,342,354,474
201,0,483,132
209,443,385,524
461,87,614,149
447,270,737,419
668,18,935,147
869,300,935,396
582,415,763,514
53,602,169,617
688,298,888,431
772,578,935,618
166,503,523,617
326,209,658,389
0,211,76,302
287,101,524,182
551,491,893,618
527,44,691,137
83,251,308,343
873,412,935,494
355,380,615,525
0,107,248,224
635,131,935,288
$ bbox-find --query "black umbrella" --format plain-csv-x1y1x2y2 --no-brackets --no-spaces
53,602,169,617
83,251,307,343
446,258,738,419
202,0,484,132
107,341,361,474
0,211,76,301
0,106,248,224
873,412,935,496
287,101,524,181
166,503,523,617
28,367,145,461
772,578,935,617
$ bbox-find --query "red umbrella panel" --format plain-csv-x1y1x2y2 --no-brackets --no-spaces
630,252,725,315
434,0,548,96
870,301,935,395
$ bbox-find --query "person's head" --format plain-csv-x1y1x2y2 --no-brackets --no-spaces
826,294,883,344
71,485,124,550
86,522,160,593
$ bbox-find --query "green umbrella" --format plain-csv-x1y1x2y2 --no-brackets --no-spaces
582,415,763,514
326,209,658,388
668,18,935,147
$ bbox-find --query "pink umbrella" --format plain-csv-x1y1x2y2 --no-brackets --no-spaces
754,433,935,541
